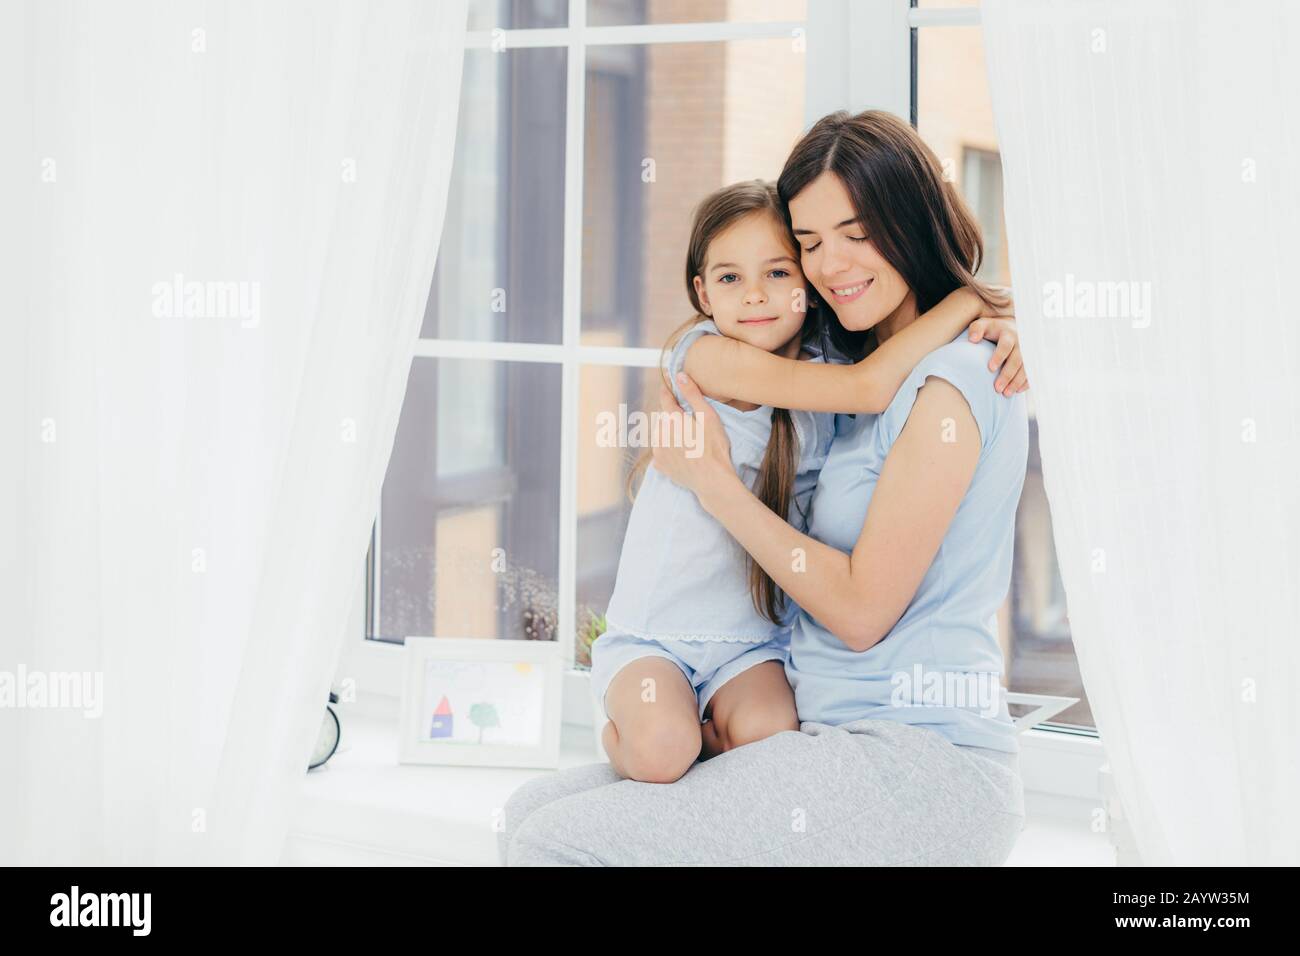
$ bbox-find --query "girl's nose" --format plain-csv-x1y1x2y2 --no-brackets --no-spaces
743,283,767,304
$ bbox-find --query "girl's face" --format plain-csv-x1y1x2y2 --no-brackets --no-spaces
692,211,808,354
787,171,912,334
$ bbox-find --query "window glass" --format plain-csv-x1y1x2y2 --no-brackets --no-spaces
919,19,1093,728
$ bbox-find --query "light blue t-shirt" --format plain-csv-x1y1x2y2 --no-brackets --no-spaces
786,333,1029,753
603,320,836,642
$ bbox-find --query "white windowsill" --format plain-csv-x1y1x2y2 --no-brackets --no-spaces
283,701,601,866
286,669,1115,867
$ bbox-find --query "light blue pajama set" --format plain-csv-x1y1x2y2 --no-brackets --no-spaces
502,332,1029,866
590,318,835,721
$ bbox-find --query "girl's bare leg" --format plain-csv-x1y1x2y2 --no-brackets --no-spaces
700,661,799,758
602,657,702,783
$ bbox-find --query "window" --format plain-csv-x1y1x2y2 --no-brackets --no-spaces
366,1,810,670
916,0,1093,729
366,0,1094,735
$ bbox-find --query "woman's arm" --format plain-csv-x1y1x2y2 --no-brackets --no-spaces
681,287,1016,414
652,373,979,651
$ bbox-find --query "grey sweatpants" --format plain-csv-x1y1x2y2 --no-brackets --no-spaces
498,718,1024,866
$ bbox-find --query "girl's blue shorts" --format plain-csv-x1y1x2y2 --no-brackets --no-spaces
590,629,791,722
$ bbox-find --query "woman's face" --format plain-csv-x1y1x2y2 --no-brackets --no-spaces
787,171,912,333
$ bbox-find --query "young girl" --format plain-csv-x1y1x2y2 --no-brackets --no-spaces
591,180,1019,784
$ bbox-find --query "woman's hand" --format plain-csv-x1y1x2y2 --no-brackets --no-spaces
966,311,1029,396
651,373,741,509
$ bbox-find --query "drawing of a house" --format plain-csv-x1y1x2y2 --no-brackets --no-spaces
429,694,453,739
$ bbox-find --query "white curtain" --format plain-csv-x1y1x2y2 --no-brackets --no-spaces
0,0,466,864
983,0,1300,865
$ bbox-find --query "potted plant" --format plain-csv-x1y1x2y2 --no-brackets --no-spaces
577,609,606,669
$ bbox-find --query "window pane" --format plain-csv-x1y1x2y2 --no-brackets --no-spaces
582,38,806,349
468,0,568,30
575,363,661,664
375,358,561,643
917,27,1007,285
962,147,1007,284
919,24,1093,728
589,0,806,27
422,47,566,344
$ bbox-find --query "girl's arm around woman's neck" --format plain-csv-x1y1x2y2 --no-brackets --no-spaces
681,287,984,415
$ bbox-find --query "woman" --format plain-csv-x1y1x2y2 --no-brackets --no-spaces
499,110,1029,866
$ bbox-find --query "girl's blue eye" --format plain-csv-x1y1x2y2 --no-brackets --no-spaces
717,273,738,283
769,269,790,279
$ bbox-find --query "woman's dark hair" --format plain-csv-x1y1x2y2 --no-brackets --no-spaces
776,109,1007,360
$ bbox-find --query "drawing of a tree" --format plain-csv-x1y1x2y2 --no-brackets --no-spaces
469,702,500,744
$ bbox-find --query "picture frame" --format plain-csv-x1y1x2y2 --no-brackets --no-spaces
398,637,562,769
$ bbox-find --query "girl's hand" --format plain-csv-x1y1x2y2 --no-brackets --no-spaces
651,373,741,508
966,315,1029,395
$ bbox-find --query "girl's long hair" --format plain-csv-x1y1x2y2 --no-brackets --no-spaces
627,180,819,625
776,109,1008,361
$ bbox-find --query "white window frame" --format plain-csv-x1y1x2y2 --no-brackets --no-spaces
342,0,812,697
338,0,1107,810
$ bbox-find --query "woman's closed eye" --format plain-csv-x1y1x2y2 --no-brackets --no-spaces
802,235,868,254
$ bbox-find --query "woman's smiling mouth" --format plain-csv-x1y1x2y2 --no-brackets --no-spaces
829,278,872,303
